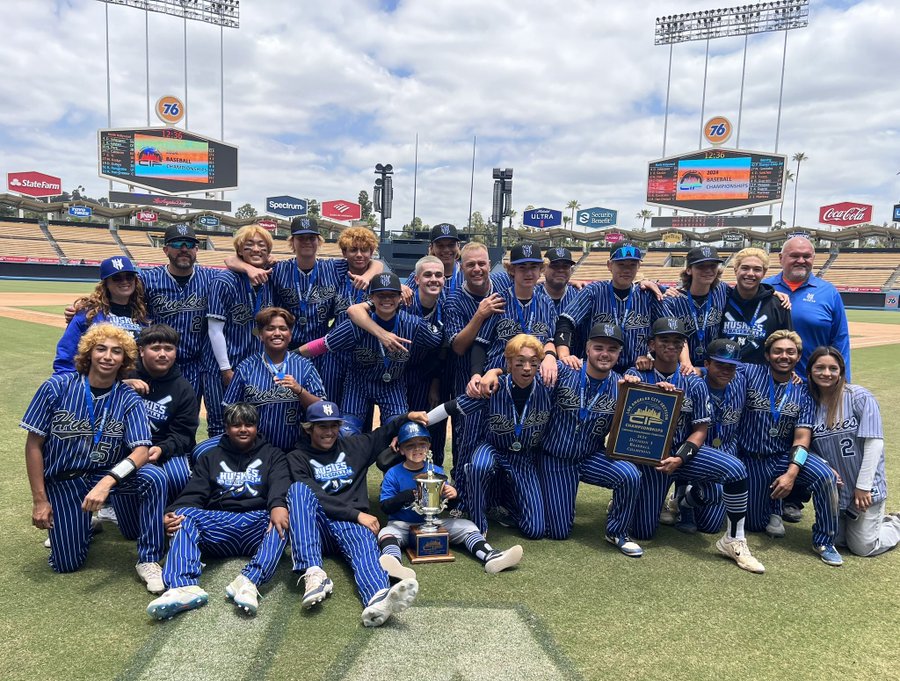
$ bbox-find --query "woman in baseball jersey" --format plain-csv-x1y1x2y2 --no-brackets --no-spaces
807,346,900,556
54,256,149,374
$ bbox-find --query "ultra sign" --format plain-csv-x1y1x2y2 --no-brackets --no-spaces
523,207,562,228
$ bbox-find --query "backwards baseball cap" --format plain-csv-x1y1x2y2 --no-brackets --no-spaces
651,317,689,338
397,422,431,445
686,245,724,266
306,401,343,423
290,216,320,236
609,244,643,261
706,338,742,365
588,322,624,346
545,247,575,264
164,223,198,244
430,223,459,242
368,272,402,295
509,243,543,265
100,255,138,280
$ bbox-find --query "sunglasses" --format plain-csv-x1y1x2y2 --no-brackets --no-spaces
108,273,136,282
167,240,197,249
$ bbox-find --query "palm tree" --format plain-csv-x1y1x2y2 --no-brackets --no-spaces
791,152,808,227
779,169,795,228
635,209,653,229
566,200,580,231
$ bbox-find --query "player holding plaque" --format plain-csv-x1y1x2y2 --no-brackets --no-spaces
625,318,765,573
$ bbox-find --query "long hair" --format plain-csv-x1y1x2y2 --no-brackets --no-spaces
806,346,847,428
81,277,149,325
75,323,138,379
679,265,723,290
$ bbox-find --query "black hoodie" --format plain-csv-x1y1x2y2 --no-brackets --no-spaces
720,283,794,364
286,419,407,522
136,360,200,462
167,434,289,514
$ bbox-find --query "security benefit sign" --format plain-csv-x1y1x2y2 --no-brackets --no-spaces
576,207,618,228
523,207,562,228
606,382,683,466
646,148,786,214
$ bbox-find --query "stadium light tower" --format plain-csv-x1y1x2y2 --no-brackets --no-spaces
654,1,809,153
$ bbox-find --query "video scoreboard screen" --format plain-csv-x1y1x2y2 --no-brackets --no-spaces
98,127,238,195
650,215,773,229
646,148,785,214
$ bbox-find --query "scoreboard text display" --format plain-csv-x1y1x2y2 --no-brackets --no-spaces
98,127,238,195
646,149,785,214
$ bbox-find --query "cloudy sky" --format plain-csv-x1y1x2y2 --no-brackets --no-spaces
2,0,897,231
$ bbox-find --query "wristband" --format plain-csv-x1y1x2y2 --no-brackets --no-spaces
545,350,558,360
426,404,450,425
109,458,137,483
789,445,808,468
305,337,328,357
674,441,699,464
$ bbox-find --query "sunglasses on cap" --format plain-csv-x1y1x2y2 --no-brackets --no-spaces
167,239,197,249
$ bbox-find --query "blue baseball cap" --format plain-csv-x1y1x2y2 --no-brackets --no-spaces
100,256,138,280
609,244,643,261
306,401,342,423
706,338,742,365
397,422,431,445
509,243,543,264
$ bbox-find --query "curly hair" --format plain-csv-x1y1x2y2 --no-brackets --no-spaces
79,276,149,325
764,329,802,354
75,323,138,379
338,227,378,254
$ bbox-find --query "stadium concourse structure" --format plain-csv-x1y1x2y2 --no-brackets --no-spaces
1,192,900,308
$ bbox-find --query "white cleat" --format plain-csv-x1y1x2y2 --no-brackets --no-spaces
361,578,419,628
147,586,208,620
300,568,334,609
716,536,765,574
225,574,260,615
135,561,165,594
379,554,417,581
484,545,524,573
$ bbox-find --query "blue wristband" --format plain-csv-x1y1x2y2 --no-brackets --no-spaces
789,445,808,468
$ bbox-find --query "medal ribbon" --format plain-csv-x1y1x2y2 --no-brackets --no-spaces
504,374,535,443
579,364,609,422
244,273,265,318
727,297,763,343
83,377,116,446
514,296,534,334
373,312,400,377
293,261,319,321
263,353,287,380
690,293,712,349
768,374,795,433
608,284,634,328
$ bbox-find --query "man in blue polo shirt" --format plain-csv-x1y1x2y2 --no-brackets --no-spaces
763,236,850,380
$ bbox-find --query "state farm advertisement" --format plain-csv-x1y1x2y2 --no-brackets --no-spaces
7,171,62,197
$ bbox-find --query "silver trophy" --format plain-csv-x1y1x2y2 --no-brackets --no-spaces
410,450,448,533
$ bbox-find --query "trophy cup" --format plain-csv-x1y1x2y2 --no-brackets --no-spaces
406,450,455,564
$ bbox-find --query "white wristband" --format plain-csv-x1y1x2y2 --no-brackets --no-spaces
109,458,137,483
426,404,450,425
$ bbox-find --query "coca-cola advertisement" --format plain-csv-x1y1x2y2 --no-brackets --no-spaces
818,202,872,228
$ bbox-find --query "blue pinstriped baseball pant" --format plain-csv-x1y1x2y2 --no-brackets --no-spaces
286,482,388,604
162,508,287,588
179,360,224,437
159,455,192,504
44,464,166,573
578,453,642,539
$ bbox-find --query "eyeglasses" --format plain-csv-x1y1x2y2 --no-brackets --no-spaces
167,240,197,250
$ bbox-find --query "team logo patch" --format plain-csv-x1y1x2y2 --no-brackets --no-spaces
555,248,565,257
604,323,615,336
522,245,533,257
667,319,679,331
177,225,188,236
702,247,712,257
379,274,392,287
112,258,124,270
440,224,451,235
301,218,311,228
804,293,815,302
323,403,333,416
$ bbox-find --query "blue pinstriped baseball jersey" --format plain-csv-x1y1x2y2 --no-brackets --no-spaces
704,369,747,458
223,353,327,453
405,261,465,297
270,257,349,348
207,270,272,369
444,287,488,396
543,363,621,462
625,366,712,447
475,287,558,372
141,265,215,364
560,282,663,372
536,283,579,313
21,374,151,479
662,282,728,365
332,276,369,324
737,363,815,457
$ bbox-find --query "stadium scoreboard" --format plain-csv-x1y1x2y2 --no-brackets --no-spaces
650,215,773,229
98,127,238,195
646,148,785,214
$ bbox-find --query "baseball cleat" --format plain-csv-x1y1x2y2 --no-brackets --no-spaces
765,514,786,538
782,503,803,523
715,536,765,574
659,493,678,526
97,505,119,525
361,578,419,628
486,505,516,528
675,505,698,534
135,561,165,594
300,568,334,609
814,544,844,567
225,574,260,615
379,554,417,581
605,534,644,558
484,545,523,573
147,586,208,620
44,535,51,549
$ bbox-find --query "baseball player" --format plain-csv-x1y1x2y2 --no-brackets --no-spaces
54,255,149,374
125,324,200,502
207,225,274,394
538,247,580,312
299,273,441,435
140,224,222,435
806,346,900,557
223,307,326,453
554,244,664,374
284,401,427,627
405,223,465,296
625,318,765,573
735,330,842,565
377,422,523,579
146,403,290,619
21,323,167,591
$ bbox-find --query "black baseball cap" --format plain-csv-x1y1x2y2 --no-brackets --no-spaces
609,244,643,261
651,317,689,338
706,338,742,365
509,243,543,264
290,216,320,236
686,245,724,266
164,224,198,244
588,322,624,346
545,247,575,264
368,272,402,294
430,223,459,242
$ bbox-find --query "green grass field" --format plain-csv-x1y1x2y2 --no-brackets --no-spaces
1,281,899,681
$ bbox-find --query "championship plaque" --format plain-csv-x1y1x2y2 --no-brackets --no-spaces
606,382,683,466
406,452,455,564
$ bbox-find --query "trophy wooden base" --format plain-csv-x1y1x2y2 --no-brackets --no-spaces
406,525,455,564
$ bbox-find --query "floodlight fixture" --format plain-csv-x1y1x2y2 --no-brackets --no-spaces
654,0,807,44
96,0,240,28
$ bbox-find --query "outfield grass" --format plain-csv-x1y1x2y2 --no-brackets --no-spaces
846,308,900,325
1,285,899,681
0,280,95,294
14,305,69,315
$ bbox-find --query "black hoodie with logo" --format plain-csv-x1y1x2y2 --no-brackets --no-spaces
135,360,200,462
720,283,794,364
